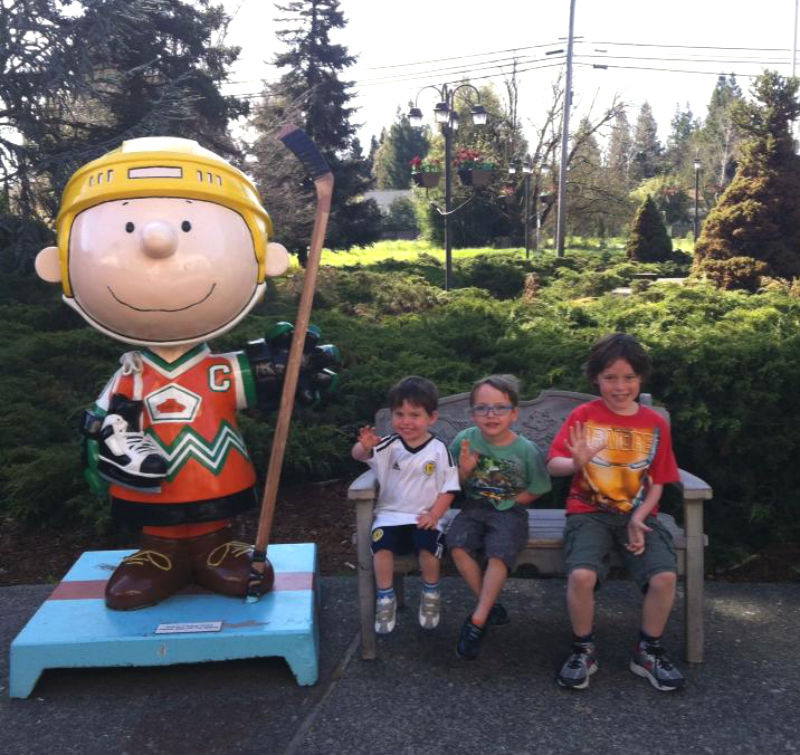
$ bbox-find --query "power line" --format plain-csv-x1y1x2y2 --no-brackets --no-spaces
587,39,793,52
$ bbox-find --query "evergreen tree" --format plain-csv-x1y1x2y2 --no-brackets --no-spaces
664,103,697,174
693,71,800,290
566,118,605,237
373,109,430,189
250,0,379,252
606,109,633,188
630,102,663,182
626,195,672,262
1,0,244,270
602,109,636,235
698,74,744,193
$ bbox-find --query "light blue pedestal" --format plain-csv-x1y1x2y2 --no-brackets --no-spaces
9,543,319,698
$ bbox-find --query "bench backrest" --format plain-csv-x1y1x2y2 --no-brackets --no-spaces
374,389,666,453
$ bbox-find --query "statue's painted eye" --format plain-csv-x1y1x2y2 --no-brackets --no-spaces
181,221,191,232
125,222,135,233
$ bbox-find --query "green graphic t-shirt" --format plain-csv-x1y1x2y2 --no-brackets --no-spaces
450,426,551,511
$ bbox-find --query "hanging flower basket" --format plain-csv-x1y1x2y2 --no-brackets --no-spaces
410,155,441,189
458,168,494,188
453,147,497,189
412,171,441,189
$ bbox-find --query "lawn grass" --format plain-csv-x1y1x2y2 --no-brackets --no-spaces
316,237,646,267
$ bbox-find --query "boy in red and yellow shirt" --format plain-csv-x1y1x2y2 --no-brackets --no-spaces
548,333,684,692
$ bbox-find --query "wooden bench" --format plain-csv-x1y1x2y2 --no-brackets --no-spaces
348,389,712,664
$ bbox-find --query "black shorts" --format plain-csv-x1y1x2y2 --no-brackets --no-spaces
371,524,444,558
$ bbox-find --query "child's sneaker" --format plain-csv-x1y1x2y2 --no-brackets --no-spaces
456,615,485,660
418,590,441,629
374,595,397,634
556,641,598,689
488,603,509,626
630,639,685,691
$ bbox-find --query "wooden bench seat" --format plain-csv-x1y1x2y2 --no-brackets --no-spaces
348,389,712,664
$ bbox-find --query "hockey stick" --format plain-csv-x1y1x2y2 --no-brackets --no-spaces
246,125,333,601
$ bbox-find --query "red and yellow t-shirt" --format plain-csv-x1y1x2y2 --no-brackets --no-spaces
548,399,679,515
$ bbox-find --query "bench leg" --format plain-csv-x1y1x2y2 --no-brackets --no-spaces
393,572,406,609
356,499,377,660
683,501,705,664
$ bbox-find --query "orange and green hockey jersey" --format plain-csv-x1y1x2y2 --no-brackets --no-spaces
94,344,258,526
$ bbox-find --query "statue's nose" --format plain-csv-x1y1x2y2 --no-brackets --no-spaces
140,220,178,259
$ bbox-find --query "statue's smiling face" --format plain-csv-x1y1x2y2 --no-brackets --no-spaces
68,198,260,344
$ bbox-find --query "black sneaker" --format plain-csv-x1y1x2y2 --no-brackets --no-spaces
630,640,685,691
488,603,509,626
456,616,485,660
556,642,598,689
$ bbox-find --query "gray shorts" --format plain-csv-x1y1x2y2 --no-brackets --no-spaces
563,511,677,590
445,500,528,571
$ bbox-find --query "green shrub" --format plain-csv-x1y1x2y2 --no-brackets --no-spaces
626,195,673,262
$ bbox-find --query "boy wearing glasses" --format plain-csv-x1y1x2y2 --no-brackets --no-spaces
447,374,551,660
352,376,460,635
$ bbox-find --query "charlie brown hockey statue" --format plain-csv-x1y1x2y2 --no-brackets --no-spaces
34,136,336,611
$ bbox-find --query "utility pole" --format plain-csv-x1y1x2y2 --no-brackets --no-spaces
794,0,799,78
555,0,576,257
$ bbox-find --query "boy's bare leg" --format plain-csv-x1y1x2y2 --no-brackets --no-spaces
566,568,597,636
471,557,508,626
641,571,677,636
418,549,440,585
373,549,394,590
450,547,483,597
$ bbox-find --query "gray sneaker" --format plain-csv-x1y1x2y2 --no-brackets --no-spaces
374,595,397,634
418,590,441,629
557,642,598,689
630,640,685,691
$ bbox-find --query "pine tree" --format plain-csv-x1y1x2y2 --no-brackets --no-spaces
698,74,744,192
566,118,605,237
626,195,672,262
250,0,379,252
693,71,800,290
373,109,430,189
630,102,663,182
606,109,633,188
602,109,636,235
1,0,244,270
664,103,697,174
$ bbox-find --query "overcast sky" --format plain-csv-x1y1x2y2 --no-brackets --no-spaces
220,0,796,148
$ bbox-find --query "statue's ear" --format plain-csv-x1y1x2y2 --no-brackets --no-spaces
35,246,62,283
265,242,290,277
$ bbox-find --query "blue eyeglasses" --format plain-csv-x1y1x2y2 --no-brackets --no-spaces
470,404,514,417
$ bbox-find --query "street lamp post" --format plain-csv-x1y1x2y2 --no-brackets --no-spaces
693,157,702,243
409,84,487,290
522,156,533,259
509,155,535,258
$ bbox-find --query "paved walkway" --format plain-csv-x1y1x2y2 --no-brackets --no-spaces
2,577,799,754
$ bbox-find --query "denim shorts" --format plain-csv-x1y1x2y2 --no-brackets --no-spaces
445,500,528,571
563,511,677,590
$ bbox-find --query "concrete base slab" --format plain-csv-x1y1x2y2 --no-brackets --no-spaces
9,543,319,697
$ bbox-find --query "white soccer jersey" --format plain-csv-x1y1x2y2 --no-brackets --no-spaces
368,434,460,530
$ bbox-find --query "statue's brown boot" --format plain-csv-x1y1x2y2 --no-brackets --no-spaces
105,533,192,610
190,527,274,597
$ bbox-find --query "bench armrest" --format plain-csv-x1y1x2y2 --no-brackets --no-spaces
678,469,713,501
348,469,378,501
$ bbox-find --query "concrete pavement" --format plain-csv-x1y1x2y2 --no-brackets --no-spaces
2,577,799,755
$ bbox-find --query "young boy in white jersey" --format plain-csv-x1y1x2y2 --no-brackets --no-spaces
352,376,460,634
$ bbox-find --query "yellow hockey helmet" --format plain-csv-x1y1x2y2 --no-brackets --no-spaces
56,136,273,296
